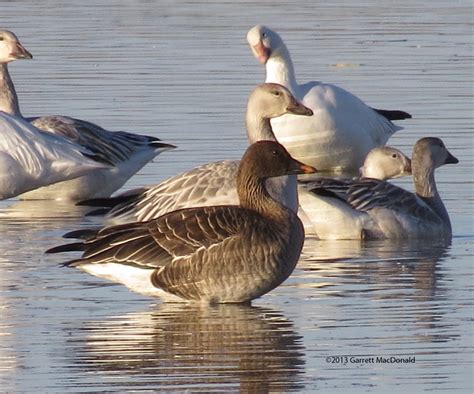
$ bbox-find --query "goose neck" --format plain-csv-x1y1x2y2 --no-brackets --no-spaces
413,160,451,232
413,161,437,199
0,63,22,117
237,172,290,221
245,114,275,144
265,46,298,92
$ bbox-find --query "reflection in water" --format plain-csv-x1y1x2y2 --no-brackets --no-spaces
301,237,450,296
297,238,458,345
0,199,98,259
0,199,90,220
300,237,451,305
0,199,98,387
64,304,305,391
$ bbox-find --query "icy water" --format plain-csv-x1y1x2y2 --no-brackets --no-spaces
1,0,473,392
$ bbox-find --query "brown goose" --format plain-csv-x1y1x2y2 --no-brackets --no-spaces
47,141,317,303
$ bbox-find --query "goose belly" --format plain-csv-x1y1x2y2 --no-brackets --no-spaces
19,167,125,201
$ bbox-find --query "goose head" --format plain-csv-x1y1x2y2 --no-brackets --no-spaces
412,137,459,171
239,140,316,183
248,83,312,118
247,25,285,64
246,83,312,144
360,146,412,180
0,30,32,64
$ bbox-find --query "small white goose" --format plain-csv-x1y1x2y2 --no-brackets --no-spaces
246,25,411,173
0,111,110,200
80,83,313,224
298,145,412,238
299,137,458,239
359,146,412,180
47,141,317,303
0,30,175,201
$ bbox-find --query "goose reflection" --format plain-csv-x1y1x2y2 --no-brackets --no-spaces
297,238,457,344
300,237,450,301
0,199,100,259
64,304,305,391
0,199,90,220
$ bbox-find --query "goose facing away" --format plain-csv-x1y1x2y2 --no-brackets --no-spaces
299,137,458,239
246,25,411,173
79,83,313,224
0,112,111,200
47,141,317,304
0,29,175,201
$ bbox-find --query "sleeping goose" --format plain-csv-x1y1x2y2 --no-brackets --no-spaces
246,25,411,173
47,141,317,303
0,111,110,200
79,83,313,223
299,137,458,239
0,29,175,201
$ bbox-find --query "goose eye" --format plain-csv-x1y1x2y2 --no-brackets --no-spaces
392,153,397,159
262,32,267,38
272,91,281,97
272,150,278,155
0,37,4,41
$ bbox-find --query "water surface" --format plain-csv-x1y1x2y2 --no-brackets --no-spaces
0,0,473,392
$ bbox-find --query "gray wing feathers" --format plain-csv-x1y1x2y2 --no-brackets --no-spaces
29,115,164,164
107,160,239,222
304,178,440,223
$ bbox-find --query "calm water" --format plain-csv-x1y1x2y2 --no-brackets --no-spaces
1,0,473,392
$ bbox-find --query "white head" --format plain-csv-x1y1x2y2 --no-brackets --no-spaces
246,25,286,64
0,30,32,64
360,146,412,180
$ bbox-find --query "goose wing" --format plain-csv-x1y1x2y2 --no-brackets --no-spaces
55,205,254,269
80,160,240,223
29,115,172,164
0,113,107,179
302,178,439,222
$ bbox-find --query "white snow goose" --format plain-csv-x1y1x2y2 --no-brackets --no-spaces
0,29,175,201
246,25,411,173
298,145,412,238
0,111,111,200
359,146,412,180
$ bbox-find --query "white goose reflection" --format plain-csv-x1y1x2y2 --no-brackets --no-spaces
0,199,90,220
299,237,451,300
0,199,101,258
295,238,456,344
63,304,305,391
